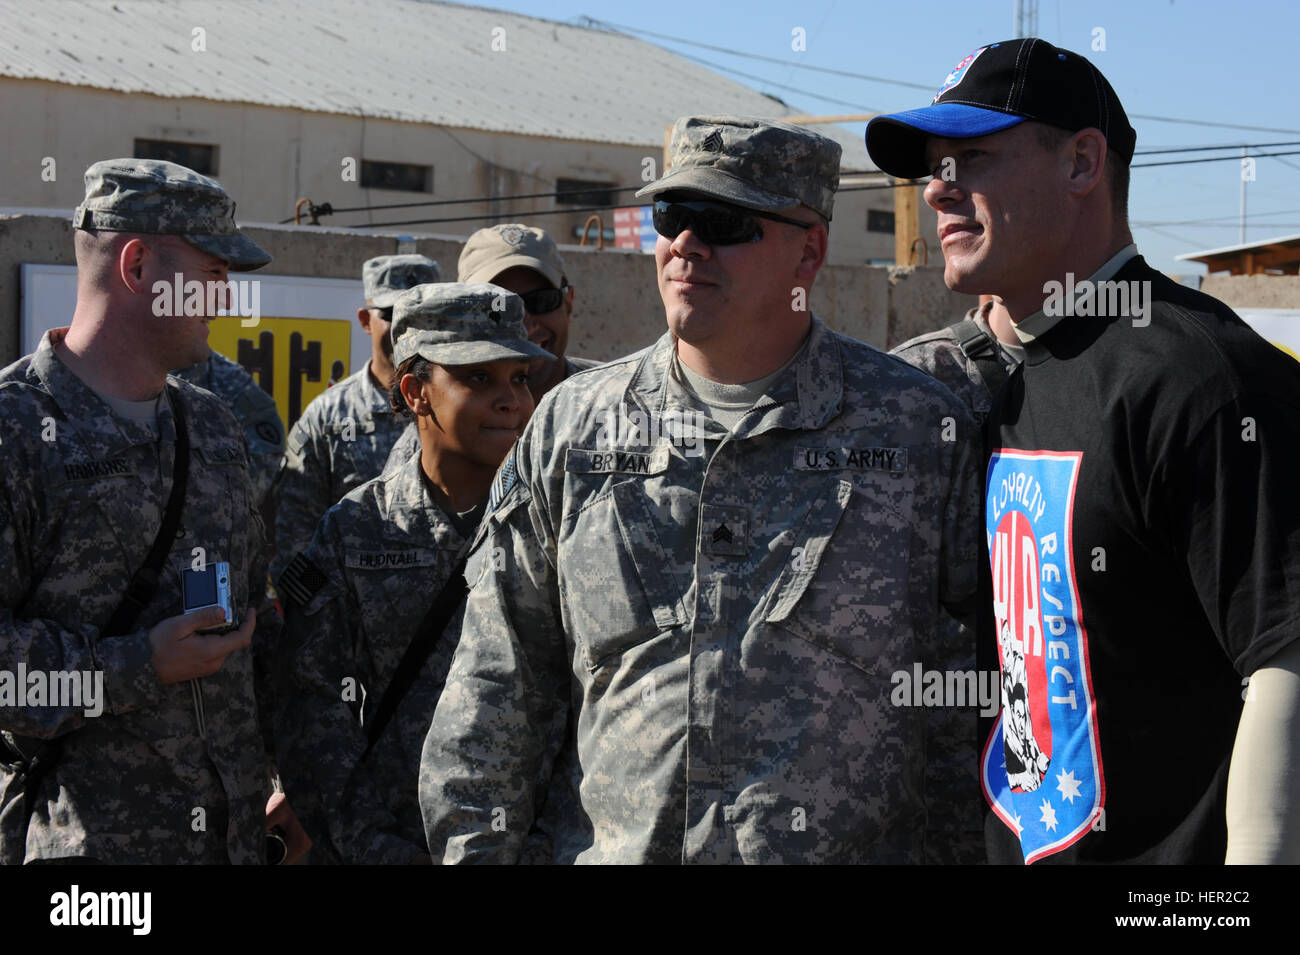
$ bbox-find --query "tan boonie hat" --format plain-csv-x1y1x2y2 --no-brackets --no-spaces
73,158,270,271
636,115,842,221
363,254,443,308
391,282,556,368
458,223,566,288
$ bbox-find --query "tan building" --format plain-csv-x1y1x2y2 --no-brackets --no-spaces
0,0,934,265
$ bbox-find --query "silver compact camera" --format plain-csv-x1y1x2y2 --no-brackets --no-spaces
181,561,236,633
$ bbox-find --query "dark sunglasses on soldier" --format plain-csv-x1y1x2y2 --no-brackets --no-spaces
517,286,568,314
651,198,814,246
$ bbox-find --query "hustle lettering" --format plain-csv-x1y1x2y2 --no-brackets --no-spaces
62,459,132,481
794,447,908,472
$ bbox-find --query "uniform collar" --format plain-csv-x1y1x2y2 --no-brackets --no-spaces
31,328,178,457
346,359,396,415
378,446,467,551
624,315,843,440
1013,243,1140,344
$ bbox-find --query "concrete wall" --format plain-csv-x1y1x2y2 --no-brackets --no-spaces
0,79,910,269
1201,274,1300,309
0,213,973,369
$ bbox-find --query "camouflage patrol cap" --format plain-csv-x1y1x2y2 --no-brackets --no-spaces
391,282,556,368
458,224,565,288
635,115,842,221
363,254,443,308
73,158,270,271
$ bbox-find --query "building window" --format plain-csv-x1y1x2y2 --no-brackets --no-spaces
867,209,895,233
361,160,433,193
555,178,617,207
134,139,218,175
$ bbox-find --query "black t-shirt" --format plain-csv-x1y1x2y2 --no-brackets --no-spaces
980,257,1300,864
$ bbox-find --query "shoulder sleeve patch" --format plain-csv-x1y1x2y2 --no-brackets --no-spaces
278,551,329,606
488,448,519,514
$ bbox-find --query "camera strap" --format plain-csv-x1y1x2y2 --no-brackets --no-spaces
360,553,469,761
102,383,191,637
7,383,192,846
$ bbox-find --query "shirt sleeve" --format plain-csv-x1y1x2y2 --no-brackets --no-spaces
418,450,569,864
1177,395,1300,675
270,411,332,585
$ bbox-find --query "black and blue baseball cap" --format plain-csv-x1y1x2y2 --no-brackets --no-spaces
866,38,1136,180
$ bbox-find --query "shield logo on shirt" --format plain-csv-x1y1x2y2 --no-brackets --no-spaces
981,449,1104,863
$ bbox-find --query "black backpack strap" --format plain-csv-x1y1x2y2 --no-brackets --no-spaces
360,553,470,761
947,318,1011,395
102,383,191,636
8,382,193,839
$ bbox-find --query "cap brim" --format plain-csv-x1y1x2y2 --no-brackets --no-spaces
460,255,562,289
368,289,406,309
866,104,1026,179
184,231,272,272
635,166,799,213
409,338,556,367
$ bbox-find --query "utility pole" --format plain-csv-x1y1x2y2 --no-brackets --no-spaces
1015,0,1038,37
1239,145,1247,245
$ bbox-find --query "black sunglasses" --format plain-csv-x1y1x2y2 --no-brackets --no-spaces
518,286,568,314
652,199,814,246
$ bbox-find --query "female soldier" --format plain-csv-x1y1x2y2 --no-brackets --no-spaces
273,283,552,864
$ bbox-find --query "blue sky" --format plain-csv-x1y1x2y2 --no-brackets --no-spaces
475,0,1300,276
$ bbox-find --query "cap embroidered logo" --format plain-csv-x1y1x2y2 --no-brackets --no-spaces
934,47,988,102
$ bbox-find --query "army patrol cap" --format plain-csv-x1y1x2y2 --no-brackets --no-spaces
636,115,842,222
459,224,565,289
391,282,556,368
363,254,443,309
73,158,271,271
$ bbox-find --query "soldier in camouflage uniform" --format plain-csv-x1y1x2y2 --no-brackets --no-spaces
174,349,285,506
274,283,550,864
890,296,1022,426
382,223,600,470
419,116,983,864
0,159,292,863
270,254,441,583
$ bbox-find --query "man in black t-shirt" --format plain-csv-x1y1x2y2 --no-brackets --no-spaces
866,38,1300,864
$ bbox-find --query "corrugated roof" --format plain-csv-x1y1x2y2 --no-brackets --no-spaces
0,0,875,170
1175,233,1300,260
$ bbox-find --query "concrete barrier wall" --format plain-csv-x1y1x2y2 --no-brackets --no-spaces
1201,274,1300,310
0,214,973,369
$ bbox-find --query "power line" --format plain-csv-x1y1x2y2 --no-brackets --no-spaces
1132,149,1300,169
1136,140,1300,155
672,51,880,113
584,17,934,91
279,185,646,222
340,179,927,230
591,19,1300,136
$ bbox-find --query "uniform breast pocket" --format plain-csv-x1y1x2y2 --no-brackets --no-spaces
558,478,687,672
765,473,915,674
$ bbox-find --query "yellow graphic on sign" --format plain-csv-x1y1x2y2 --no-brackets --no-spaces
1272,341,1299,363
207,316,353,429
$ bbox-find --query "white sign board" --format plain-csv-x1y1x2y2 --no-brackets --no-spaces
20,264,370,427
